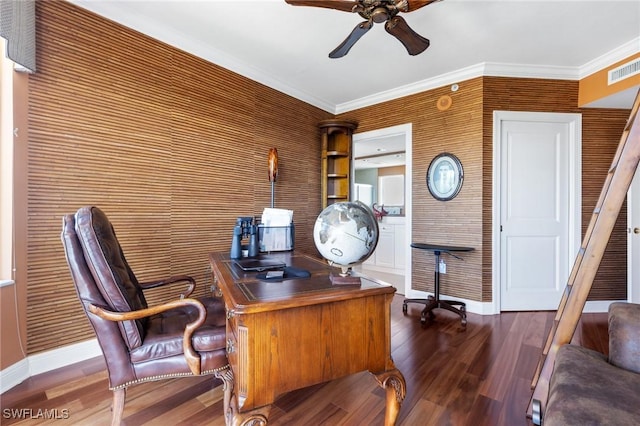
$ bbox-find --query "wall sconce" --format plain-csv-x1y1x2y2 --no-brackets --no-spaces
268,148,278,208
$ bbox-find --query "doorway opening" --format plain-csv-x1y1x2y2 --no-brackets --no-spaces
352,123,412,295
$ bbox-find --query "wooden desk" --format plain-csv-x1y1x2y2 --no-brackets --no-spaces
209,251,406,425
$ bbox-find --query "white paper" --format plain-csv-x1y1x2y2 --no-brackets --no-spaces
260,208,294,252
261,208,293,226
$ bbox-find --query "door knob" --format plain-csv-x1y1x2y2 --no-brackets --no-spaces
635,227,640,234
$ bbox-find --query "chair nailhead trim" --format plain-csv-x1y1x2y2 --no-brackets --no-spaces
109,364,231,390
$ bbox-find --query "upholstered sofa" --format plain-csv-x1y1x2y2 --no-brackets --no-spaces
540,302,640,425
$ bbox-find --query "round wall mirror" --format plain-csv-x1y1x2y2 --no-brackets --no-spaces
426,152,464,201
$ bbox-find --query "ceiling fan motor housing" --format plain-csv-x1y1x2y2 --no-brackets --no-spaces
371,7,390,23
357,0,402,22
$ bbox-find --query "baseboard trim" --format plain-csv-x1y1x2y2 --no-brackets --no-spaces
583,300,616,313
402,290,620,315
402,290,495,315
0,358,29,395
1,338,100,394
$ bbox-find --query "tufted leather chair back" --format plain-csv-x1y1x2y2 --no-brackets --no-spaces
62,211,138,387
73,206,148,349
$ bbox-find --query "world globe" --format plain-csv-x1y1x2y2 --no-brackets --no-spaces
313,201,379,276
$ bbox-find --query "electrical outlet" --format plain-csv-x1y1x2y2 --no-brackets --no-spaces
439,259,446,274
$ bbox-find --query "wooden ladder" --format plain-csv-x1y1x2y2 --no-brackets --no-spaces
528,89,640,422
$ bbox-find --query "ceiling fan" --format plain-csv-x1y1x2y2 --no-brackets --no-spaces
284,0,440,58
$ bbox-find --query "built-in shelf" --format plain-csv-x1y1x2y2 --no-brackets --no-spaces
327,151,349,157
319,119,358,209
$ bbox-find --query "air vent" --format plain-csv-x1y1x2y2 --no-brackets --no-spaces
608,58,640,85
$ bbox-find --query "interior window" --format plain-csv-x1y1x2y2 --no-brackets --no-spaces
0,39,14,286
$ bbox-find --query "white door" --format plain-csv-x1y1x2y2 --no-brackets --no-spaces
494,112,581,311
629,168,640,302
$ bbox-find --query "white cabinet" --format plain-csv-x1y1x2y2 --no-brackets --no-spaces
364,219,406,274
394,224,406,270
375,225,395,268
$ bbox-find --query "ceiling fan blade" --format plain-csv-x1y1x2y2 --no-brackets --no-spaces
329,20,373,58
285,0,359,13
385,16,430,56
396,0,441,12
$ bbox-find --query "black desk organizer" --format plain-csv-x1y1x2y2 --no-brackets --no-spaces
403,243,474,327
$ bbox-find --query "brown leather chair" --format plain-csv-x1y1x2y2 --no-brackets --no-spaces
61,206,233,425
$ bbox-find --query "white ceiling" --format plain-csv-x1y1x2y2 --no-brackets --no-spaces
353,134,406,169
70,0,640,114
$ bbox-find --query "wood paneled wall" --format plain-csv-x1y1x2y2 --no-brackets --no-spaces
21,2,630,355
341,77,629,304
24,2,329,354
483,78,629,302
340,80,485,301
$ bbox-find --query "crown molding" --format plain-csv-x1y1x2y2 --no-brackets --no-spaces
335,62,581,114
579,37,640,79
336,41,640,114
69,1,639,115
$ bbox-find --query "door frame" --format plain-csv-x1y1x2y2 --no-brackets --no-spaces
628,169,639,302
492,111,582,313
352,123,412,295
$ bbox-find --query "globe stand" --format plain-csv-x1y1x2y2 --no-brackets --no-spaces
330,266,361,285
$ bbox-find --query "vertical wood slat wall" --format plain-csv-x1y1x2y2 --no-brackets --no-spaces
342,79,488,302
482,78,630,302
23,2,630,356
26,2,329,354
341,77,629,304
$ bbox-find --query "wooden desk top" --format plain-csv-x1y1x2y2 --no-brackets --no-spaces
209,251,397,314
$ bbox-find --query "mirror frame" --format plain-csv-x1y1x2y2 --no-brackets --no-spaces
426,152,464,201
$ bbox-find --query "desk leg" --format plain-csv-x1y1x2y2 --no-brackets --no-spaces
372,368,406,426
227,395,270,426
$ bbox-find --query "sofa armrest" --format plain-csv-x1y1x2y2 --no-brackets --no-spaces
544,343,640,426
608,302,640,373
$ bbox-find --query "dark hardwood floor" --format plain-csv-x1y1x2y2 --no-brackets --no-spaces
1,295,608,425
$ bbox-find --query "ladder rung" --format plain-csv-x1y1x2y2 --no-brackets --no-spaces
625,110,637,131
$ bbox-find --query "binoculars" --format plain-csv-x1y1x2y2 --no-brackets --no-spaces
230,216,259,259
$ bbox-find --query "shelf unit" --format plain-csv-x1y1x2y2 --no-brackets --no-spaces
319,119,358,209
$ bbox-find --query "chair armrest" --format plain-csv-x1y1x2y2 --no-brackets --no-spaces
88,298,206,375
139,275,195,298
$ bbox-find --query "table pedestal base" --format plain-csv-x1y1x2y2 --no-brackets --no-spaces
404,244,473,328
402,295,466,327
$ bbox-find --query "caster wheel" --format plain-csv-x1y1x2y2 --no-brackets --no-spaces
402,303,408,315
420,316,427,326
461,318,467,327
